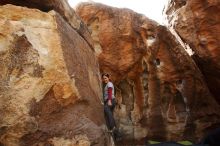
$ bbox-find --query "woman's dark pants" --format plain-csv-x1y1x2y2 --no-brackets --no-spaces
104,99,116,130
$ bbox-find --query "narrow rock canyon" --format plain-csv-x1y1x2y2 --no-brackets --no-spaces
76,2,220,144
0,0,219,146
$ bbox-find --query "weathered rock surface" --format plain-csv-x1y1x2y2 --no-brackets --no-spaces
0,0,94,48
165,0,220,104
0,4,108,146
76,2,220,144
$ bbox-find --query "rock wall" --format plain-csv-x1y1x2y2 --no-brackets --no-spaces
0,4,109,146
0,0,94,48
76,2,220,144
165,0,220,104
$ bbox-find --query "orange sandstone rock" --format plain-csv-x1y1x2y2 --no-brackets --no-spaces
0,4,107,146
165,0,220,104
0,0,94,48
76,2,220,143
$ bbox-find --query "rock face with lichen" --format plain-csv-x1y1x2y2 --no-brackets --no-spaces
76,2,220,144
0,3,110,146
165,0,220,105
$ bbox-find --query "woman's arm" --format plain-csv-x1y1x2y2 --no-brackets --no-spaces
107,87,113,105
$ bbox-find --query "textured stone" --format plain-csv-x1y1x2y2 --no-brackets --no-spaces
0,5,107,146
0,0,94,48
76,2,157,82
76,2,220,144
165,0,220,104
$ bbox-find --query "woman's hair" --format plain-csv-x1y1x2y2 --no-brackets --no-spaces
102,73,110,78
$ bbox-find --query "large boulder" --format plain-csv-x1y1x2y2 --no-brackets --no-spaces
76,2,220,144
0,4,108,146
164,0,220,104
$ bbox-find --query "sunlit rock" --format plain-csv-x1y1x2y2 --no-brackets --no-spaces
0,4,107,146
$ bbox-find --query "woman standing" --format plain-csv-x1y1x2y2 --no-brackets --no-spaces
102,73,116,131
